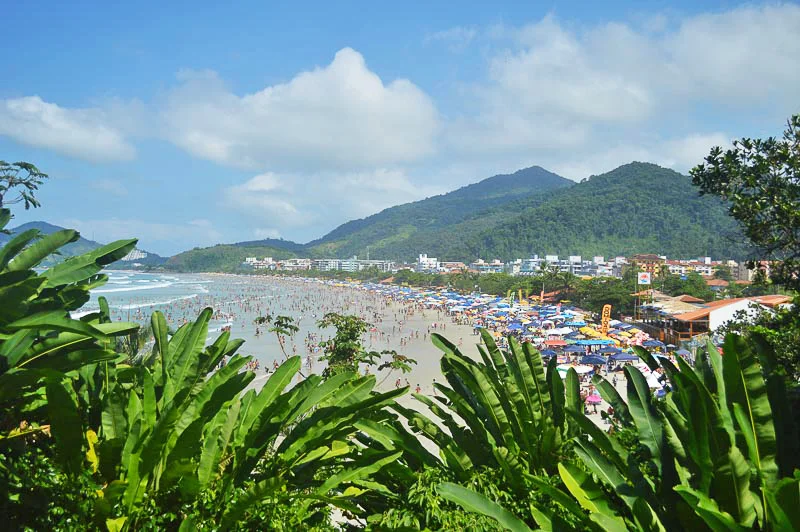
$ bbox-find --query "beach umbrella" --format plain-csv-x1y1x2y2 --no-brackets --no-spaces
540,349,557,357
642,339,665,348
676,348,691,357
585,394,603,405
563,345,585,353
580,355,607,365
598,346,621,354
609,353,639,362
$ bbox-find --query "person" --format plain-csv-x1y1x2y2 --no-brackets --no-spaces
395,378,401,389
415,384,421,394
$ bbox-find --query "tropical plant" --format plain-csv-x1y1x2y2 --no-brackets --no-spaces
87,308,406,530
442,334,800,531
0,160,48,209
352,330,586,528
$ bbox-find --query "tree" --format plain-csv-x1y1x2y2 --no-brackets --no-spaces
317,313,381,377
691,114,800,291
713,264,734,282
0,161,48,209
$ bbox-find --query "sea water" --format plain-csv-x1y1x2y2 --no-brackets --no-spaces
80,271,393,373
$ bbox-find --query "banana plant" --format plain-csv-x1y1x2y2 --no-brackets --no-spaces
442,333,800,531
0,207,138,475
92,308,405,530
353,330,583,527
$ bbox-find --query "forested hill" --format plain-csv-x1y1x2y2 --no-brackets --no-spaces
165,244,298,272
426,162,749,260
305,166,573,258
162,161,748,270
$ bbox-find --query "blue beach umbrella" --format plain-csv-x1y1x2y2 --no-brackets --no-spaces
581,355,607,365
676,348,691,357
598,346,621,354
642,339,665,348
563,345,585,353
540,349,557,357
610,353,639,362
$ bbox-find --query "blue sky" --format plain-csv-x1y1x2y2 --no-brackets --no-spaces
1,1,798,255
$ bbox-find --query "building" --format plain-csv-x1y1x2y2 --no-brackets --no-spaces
637,294,792,344
312,259,341,271
243,256,275,269
439,261,468,273
417,254,439,272
469,258,505,274
630,254,666,274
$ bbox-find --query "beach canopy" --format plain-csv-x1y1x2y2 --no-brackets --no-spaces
575,339,615,346
563,345,585,353
643,339,665,348
580,355,607,365
598,346,621,354
545,339,568,347
609,353,639,362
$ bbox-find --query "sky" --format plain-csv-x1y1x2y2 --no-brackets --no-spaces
1,1,798,255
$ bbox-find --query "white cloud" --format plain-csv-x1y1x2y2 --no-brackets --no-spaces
425,26,478,51
161,48,440,171
0,96,136,162
450,5,800,159
223,168,446,239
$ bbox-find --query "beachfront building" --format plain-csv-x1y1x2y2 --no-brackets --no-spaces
243,256,275,270
636,294,792,344
311,258,395,273
470,259,505,274
416,254,439,272
276,258,312,271
439,261,468,273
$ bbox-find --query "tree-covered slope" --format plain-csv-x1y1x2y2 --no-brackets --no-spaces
306,166,573,258
444,162,749,260
165,244,297,272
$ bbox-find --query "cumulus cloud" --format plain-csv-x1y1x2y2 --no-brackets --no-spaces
449,4,800,158
0,96,136,162
223,168,445,239
160,48,440,171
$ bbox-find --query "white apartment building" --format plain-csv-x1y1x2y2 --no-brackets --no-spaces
417,254,440,272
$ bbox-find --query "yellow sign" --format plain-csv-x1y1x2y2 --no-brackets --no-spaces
600,304,612,336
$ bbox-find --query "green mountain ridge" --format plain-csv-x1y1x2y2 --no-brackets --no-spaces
306,165,573,258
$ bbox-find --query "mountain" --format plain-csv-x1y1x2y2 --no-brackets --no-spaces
306,166,573,259
169,162,748,269
0,221,101,257
425,162,748,260
165,244,298,272
0,221,167,267
232,237,306,253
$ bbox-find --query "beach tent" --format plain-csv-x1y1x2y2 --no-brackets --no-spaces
580,355,607,365
609,353,639,362
643,339,665,348
598,346,621,354
563,345,585,353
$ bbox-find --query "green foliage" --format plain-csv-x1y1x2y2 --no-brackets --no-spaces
0,160,48,210
317,312,388,377
447,334,800,531
307,166,572,260
691,114,800,292
309,162,747,262
165,244,298,272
